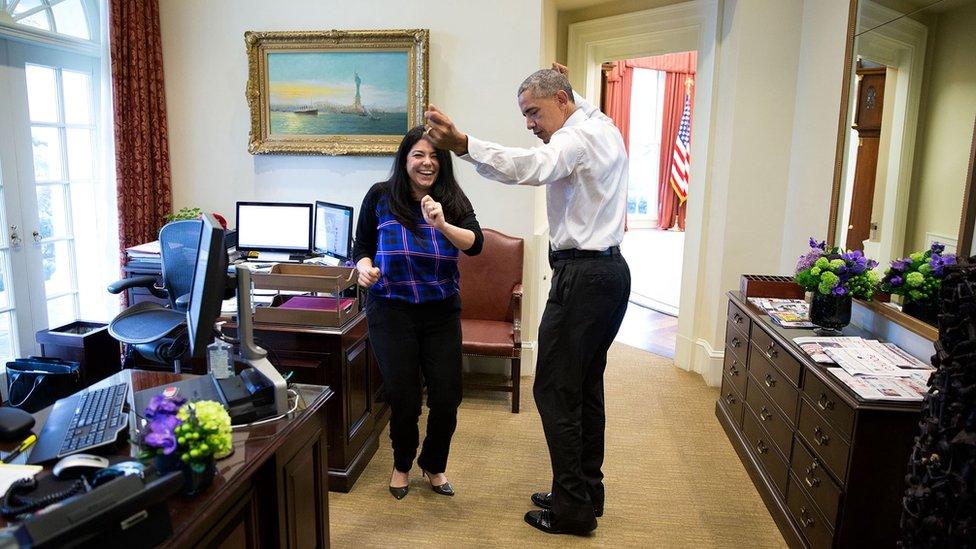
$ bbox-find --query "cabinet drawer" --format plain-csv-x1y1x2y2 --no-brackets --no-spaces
743,408,789,496
725,326,748,363
720,374,744,428
798,400,850,481
749,351,799,424
727,300,751,338
723,353,747,396
745,373,793,459
791,436,842,527
751,326,802,386
803,372,854,442
787,475,834,549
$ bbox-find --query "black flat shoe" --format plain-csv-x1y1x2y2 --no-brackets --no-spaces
523,509,596,536
530,491,604,517
422,470,455,496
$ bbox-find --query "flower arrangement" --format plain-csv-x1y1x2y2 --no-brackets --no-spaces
794,238,879,299
165,207,228,230
880,242,957,304
139,394,232,474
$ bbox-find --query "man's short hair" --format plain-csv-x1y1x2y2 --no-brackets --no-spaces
517,69,574,100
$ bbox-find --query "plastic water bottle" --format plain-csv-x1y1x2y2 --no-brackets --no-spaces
207,338,234,379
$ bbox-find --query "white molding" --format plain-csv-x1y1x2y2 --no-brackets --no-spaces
0,21,99,55
675,333,722,387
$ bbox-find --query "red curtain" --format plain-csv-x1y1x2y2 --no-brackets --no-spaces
109,0,172,263
603,61,633,152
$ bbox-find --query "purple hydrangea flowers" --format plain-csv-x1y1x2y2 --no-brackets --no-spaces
143,394,186,455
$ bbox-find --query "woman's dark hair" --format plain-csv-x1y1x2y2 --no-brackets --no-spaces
386,125,470,233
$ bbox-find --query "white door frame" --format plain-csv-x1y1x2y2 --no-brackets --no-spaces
567,0,720,378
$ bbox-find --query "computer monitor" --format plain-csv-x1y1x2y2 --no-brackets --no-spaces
236,201,313,253
314,201,354,261
187,213,228,358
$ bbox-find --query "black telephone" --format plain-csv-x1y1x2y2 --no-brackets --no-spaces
0,476,86,518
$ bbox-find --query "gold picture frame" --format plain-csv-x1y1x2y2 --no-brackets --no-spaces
245,29,429,155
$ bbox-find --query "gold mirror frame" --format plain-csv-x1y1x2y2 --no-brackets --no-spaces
826,0,976,342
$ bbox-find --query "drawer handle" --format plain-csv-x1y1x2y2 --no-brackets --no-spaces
759,407,773,422
804,461,822,488
799,506,815,528
817,392,834,411
765,341,778,359
725,393,736,405
756,440,769,455
764,373,776,388
730,336,742,349
732,312,744,324
813,426,830,446
729,362,740,376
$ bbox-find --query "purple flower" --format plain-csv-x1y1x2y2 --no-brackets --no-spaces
930,242,945,255
832,285,848,296
145,431,177,454
931,253,957,277
891,258,911,272
889,275,904,287
145,394,186,420
809,237,826,251
841,249,869,274
795,249,822,273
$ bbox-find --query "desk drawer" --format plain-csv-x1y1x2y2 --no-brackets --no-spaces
743,408,789,496
746,373,793,459
720,374,744,428
749,351,799,424
803,372,854,442
798,399,850,481
752,326,802,386
723,353,747,396
787,475,834,549
724,325,748,363
791,436,842,527
727,300,751,338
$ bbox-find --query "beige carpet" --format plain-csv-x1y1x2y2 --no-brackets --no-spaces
329,343,786,548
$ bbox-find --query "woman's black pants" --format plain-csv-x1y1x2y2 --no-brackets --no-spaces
366,294,463,474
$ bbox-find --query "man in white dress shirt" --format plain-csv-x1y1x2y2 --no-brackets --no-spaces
425,63,630,536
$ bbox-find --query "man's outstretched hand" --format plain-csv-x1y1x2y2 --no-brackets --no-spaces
551,62,569,77
424,105,468,155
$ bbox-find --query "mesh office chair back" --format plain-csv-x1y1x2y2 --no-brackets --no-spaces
159,219,203,312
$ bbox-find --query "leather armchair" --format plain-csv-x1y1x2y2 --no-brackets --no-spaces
458,229,524,413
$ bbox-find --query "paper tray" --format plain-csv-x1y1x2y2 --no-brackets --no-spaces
254,294,358,327
252,263,357,293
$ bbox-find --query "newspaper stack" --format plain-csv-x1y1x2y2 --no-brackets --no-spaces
793,336,934,401
747,297,815,328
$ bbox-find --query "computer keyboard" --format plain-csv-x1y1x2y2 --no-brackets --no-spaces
59,383,128,456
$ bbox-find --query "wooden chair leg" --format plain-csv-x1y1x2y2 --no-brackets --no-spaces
511,357,521,413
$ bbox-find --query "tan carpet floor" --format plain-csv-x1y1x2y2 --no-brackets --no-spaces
329,343,786,548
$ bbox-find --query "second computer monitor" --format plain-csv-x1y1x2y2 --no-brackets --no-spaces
314,201,353,261
236,202,313,253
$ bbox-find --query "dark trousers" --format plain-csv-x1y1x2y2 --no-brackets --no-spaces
366,294,463,474
534,254,630,527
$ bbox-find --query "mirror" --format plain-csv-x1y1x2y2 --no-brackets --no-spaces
829,0,976,337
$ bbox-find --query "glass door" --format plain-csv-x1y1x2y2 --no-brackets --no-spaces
1,38,99,356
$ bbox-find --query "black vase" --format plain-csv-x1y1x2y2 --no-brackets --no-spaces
809,292,852,335
154,453,216,496
902,299,939,325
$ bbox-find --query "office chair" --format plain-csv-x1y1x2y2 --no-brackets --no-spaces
106,220,203,371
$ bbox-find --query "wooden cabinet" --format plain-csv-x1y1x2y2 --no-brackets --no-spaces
716,292,922,548
224,313,390,492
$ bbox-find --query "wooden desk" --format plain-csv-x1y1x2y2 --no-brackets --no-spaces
5,370,334,548
717,292,922,548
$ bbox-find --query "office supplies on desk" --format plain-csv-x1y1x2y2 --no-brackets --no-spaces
0,408,34,441
27,382,129,465
1,435,36,464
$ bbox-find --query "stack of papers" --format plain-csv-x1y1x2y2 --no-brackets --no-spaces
748,298,815,328
793,335,934,401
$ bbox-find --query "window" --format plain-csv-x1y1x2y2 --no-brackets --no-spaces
626,68,666,223
1,0,92,40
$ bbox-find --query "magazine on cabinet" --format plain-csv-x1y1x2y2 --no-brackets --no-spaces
792,336,867,363
827,368,931,401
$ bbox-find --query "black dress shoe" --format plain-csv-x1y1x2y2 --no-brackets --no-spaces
530,492,604,517
422,470,455,496
389,485,409,500
523,509,596,536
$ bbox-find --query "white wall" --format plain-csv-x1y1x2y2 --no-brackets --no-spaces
159,0,549,369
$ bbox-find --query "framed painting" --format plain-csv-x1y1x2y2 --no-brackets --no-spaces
245,29,429,155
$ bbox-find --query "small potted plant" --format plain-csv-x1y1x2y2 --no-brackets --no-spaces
138,393,232,496
880,242,956,324
794,238,879,334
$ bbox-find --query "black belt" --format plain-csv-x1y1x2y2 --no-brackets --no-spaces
549,246,620,262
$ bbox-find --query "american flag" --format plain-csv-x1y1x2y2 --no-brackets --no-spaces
669,93,692,203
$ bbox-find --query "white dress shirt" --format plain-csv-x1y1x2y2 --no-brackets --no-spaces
460,92,628,251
